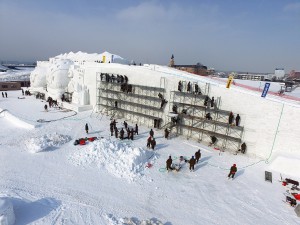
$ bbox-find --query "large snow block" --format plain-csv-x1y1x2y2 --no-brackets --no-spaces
268,156,300,179
295,204,300,217
0,198,15,225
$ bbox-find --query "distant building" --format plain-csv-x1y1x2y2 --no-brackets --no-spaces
274,68,285,79
235,73,267,81
288,70,300,80
0,82,21,91
169,55,212,76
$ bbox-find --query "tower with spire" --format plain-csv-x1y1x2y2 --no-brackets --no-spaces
169,54,174,67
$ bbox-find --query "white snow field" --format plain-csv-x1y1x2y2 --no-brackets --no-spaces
0,90,299,225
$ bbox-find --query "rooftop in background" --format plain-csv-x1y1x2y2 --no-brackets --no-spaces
168,54,213,76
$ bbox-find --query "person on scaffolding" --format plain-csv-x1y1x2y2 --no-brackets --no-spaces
206,112,212,120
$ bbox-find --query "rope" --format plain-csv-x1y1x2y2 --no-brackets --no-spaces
159,168,167,172
265,103,284,164
37,110,78,123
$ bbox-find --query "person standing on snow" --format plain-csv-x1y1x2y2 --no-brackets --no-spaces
110,122,114,136
130,128,134,140
146,136,152,148
135,124,138,135
150,138,156,150
120,128,125,140
115,127,119,138
85,123,89,134
195,149,201,163
228,164,237,179
240,142,246,154
164,128,170,139
123,121,128,129
189,156,196,172
149,129,154,138
166,156,173,171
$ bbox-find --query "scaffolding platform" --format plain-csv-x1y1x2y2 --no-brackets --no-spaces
96,73,166,127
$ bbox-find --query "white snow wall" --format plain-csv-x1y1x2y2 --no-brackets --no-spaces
209,84,300,158
76,62,300,159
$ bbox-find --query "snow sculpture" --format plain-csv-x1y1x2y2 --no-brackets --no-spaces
0,198,15,225
30,61,49,90
46,58,73,100
82,86,90,105
31,51,124,104
67,64,90,105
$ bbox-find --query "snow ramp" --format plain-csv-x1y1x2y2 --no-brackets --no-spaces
0,108,36,129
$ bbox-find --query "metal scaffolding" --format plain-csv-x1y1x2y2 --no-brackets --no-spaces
96,73,166,127
169,90,244,152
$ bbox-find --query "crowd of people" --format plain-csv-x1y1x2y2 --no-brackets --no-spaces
109,120,138,141
44,96,61,112
166,150,238,179
177,81,202,95
100,73,128,84
146,129,156,150
166,149,202,172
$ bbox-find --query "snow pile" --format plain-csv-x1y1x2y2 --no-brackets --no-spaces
105,214,164,225
0,108,35,129
24,133,71,153
0,198,15,225
69,138,154,181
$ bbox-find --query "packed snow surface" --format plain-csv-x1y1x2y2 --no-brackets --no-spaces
1,90,300,224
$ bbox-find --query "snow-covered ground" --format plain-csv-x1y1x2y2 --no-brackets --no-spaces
0,90,299,224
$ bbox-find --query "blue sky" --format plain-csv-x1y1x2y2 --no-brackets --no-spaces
0,0,299,73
